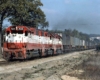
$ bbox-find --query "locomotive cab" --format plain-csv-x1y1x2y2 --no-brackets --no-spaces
4,26,26,49
3,26,28,60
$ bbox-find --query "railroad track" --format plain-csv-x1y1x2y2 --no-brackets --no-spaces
0,59,8,65
0,59,22,66
0,49,95,66
0,56,42,66
0,54,61,66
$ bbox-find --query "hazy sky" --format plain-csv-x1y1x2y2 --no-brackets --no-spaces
41,0,100,34
3,0,100,34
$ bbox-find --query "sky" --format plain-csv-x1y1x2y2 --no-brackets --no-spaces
40,0,100,34
3,0,100,34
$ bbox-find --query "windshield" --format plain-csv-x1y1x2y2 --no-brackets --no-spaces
11,30,23,34
10,27,23,34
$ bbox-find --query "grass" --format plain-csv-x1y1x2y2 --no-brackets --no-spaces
67,51,100,80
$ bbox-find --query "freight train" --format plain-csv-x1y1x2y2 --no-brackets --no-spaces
3,26,95,60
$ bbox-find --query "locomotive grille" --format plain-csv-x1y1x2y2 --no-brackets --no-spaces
18,52,22,57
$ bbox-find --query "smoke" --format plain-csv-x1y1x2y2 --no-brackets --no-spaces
52,12,100,34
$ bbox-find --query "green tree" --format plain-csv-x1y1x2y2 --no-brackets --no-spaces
9,0,48,28
64,29,72,36
64,29,90,41
0,0,48,53
72,29,79,37
0,0,13,53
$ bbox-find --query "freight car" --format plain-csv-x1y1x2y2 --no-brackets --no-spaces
56,32,95,52
3,26,63,60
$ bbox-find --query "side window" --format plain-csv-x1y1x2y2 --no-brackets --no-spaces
50,36,52,40
25,31,28,36
32,32,34,34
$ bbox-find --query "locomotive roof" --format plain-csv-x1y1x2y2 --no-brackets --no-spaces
5,25,62,38
5,25,30,31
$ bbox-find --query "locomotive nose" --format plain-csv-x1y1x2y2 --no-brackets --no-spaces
7,43,17,49
10,43,16,48
7,43,24,49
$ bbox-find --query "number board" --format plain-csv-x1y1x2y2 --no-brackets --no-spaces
11,28,16,30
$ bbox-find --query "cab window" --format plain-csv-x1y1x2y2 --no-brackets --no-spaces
17,30,23,34
25,31,28,36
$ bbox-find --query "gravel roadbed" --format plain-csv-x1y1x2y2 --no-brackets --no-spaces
0,50,95,80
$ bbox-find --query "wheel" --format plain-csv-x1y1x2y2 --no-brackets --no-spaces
4,53,11,61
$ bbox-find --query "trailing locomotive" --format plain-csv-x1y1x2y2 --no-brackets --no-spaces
3,26,63,60
3,26,95,60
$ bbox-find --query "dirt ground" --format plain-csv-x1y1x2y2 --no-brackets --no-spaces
0,50,95,80
67,50,100,80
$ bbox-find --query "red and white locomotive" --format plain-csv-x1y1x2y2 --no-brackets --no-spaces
3,26,63,60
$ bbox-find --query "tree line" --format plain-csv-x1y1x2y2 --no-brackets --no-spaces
49,29,90,41
0,0,48,28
